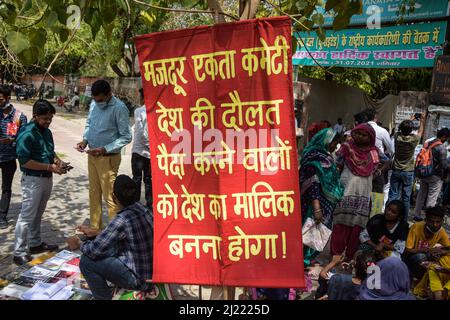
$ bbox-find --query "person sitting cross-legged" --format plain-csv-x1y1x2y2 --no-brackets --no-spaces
404,206,450,283
66,175,154,300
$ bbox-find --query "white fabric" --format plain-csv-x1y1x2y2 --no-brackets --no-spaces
131,106,150,159
302,218,332,252
368,121,394,155
333,123,346,134
359,228,371,243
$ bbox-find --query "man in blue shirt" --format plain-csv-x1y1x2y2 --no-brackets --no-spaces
76,80,132,230
0,85,27,229
67,175,153,300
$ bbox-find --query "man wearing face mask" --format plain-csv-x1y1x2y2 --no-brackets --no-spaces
0,85,27,229
76,80,132,231
404,206,450,280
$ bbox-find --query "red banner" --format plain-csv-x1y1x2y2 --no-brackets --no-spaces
135,16,304,288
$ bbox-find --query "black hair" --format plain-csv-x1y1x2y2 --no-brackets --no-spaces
139,88,144,99
91,80,111,96
425,206,446,219
33,99,56,116
0,85,11,97
337,118,342,121
332,133,344,144
354,112,368,125
113,175,138,207
436,127,450,139
386,200,405,219
364,108,377,121
399,120,414,136
354,250,377,281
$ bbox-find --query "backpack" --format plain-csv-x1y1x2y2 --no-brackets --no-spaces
414,140,442,178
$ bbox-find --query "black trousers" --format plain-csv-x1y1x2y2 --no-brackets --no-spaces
131,153,152,208
0,159,17,220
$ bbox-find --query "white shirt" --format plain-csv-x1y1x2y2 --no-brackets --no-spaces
132,106,150,159
333,123,345,134
368,121,394,155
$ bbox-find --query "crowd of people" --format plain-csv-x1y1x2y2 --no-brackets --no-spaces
300,108,450,300
0,79,449,300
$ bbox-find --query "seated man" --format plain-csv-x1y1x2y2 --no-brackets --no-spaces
67,175,153,300
404,206,450,282
64,93,79,112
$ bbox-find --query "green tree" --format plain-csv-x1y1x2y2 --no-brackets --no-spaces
1,0,370,81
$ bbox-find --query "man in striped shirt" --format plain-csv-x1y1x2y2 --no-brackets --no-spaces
0,85,27,229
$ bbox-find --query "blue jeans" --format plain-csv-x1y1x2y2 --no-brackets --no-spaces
79,255,141,300
388,170,414,220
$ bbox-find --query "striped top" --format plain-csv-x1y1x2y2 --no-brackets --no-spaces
0,105,28,163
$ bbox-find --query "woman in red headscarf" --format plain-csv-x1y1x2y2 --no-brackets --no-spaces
330,123,390,260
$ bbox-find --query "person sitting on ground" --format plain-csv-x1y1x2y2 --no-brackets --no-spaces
66,175,154,300
413,255,450,300
404,206,450,281
359,200,410,259
359,256,415,300
64,92,80,113
316,251,377,300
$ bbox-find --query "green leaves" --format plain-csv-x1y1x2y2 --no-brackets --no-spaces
0,2,17,25
28,28,47,46
6,31,30,54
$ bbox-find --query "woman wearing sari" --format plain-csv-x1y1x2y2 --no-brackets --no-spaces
331,123,390,260
300,128,344,266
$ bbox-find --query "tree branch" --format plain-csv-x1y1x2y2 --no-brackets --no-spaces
207,0,226,23
239,0,261,20
132,0,238,21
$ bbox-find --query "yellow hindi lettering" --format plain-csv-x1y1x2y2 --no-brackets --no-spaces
168,235,222,260
243,136,291,173
241,35,289,77
181,185,206,224
209,194,228,221
190,98,215,130
142,57,188,96
156,102,184,137
157,183,178,220
157,143,186,180
192,50,236,82
193,141,235,175
221,90,282,130
228,226,280,262
232,182,295,219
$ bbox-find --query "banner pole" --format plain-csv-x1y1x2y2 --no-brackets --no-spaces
223,286,229,300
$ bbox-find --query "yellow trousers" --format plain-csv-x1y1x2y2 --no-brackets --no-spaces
88,153,121,229
413,255,450,297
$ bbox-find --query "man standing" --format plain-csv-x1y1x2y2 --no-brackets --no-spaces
76,80,132,230
333,118,346,135
388,117,425,220
413,128,450,220
13,100,69,265
365,108,394,156
365,108,395,213
0,85,27,229
131,89,152,208
67,175,153,300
